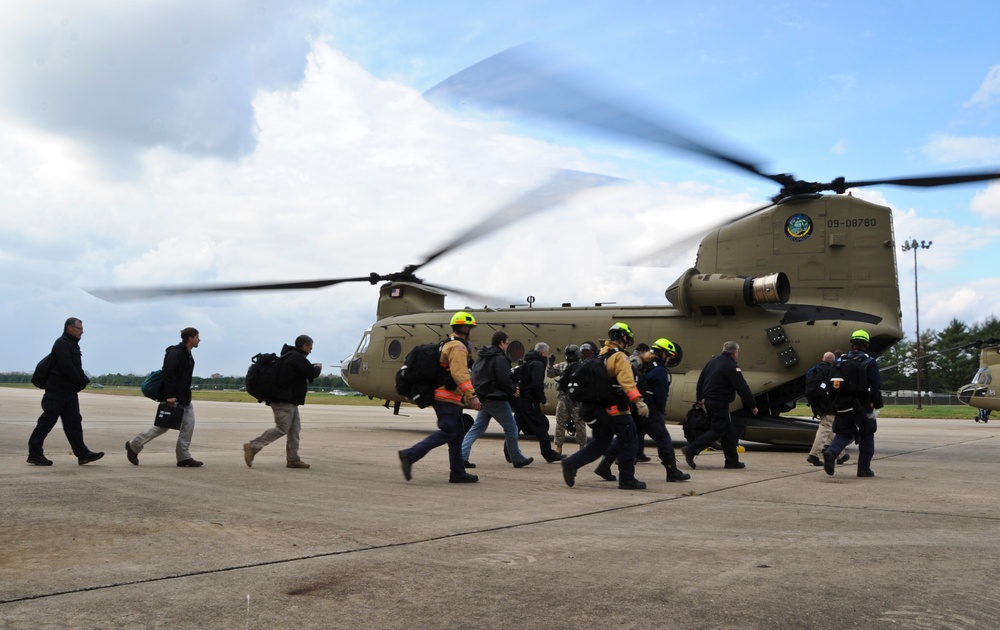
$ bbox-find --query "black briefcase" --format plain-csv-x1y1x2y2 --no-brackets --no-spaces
154,403,183,430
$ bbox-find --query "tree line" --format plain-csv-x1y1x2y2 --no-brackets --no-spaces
875,315,1000,394
0,371,350,391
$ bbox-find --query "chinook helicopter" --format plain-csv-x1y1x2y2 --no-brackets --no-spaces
89,46,1000,446
957,339,1000,418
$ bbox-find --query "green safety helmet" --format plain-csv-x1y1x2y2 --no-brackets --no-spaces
450,311,477,327
851,329,870,343
651,338,677,356
608,322,635,347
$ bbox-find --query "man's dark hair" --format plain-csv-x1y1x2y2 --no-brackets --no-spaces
295,334,314,349
64,317,81,332
635,343,650,354
491,331,508,346
180,327,199,342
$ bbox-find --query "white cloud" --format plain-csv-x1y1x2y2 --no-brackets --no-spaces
970,181,1000,217
921,134,1000,164
965,64,1000,107
0,0,322,171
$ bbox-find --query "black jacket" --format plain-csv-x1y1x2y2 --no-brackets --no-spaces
275,344,321,405
520,350,547,405
161,344,194,405
696,353,755,408
47,332,89,392
472,344,517,401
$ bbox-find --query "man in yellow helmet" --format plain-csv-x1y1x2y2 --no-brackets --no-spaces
399,311,482,483
823,329,883,478
561,322,649,490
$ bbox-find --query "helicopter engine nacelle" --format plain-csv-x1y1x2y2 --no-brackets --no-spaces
666,269,790,318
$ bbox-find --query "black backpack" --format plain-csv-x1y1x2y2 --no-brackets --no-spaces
395,341,446,408
567,350,616,404
557,361,581,394
31,354,52,389
804,361,834,414
829,354,868,412
683,403,711,443
246,352,287,403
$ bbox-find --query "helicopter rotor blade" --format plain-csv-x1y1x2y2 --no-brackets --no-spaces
626,200,775,267
425,43,779,186
839,170,1000,191
86,276,376,303
413,168,622,272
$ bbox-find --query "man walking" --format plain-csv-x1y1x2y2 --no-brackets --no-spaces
462,331,533,468
516,342,565,463
244,335,322,469
398,312,482,483
683,341,757,470
823,330,883,478
805,351,850,467
27,317,104,466
125,327,203,467
561,322,649,490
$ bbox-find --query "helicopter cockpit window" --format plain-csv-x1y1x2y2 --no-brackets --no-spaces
507,340,525,363
974,367,992,386
355,330,371,355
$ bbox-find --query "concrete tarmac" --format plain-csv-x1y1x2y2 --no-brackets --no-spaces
2,387,999,629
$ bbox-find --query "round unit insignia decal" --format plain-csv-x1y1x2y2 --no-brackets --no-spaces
785,213,813,242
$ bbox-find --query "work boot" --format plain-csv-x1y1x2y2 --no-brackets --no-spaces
463,460,476,469
618,478,647,490
243,443,255,468
126,442,139,466
286,460,310,469
837,453,851,465
724,461,746,469
561,459,577,488
594,456,617,482
27,454,53,466
682,446,697,470
78,451,105,465
664,452,691,482
449,472,479,483
398,450,413,481
823,449,836,476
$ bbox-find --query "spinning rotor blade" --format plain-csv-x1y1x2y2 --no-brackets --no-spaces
626,200,775,267
88,168,619,304
86,276,375,303
426,44,777,186
840,170,1000,191
416,169,622,270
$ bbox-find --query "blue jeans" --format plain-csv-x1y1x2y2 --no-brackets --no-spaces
462,399,528,464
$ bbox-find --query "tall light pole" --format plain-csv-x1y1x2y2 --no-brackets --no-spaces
901,239,932,410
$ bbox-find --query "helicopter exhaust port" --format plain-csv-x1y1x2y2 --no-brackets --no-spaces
666,270,790,317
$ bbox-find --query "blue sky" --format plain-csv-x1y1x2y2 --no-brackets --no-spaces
1,0,998,376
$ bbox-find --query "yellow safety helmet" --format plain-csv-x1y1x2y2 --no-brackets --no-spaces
450,311,477,327
651,338,677,356
608,322,634,347
851,329,870,343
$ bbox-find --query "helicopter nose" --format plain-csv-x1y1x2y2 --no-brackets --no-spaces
957,384,983,406
340,356,353,387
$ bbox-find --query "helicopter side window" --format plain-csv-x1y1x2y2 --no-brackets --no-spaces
386,339,402,360
507,340,526,363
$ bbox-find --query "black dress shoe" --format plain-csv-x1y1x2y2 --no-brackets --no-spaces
513,457,534,468
857,469,875,477
544,452,567,463
78,451,105,465
594,464,617,482
806,455,822,466
823,449,836,476
724,461,746,469
635,454,651,463
837,453,851,465
448,472,479,483
125,442,139,465
398,450,413,481
463,460,476,469
176,458,203,467
27,454,53,466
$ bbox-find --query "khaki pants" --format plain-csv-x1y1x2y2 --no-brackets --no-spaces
808,412,836,458
249,402,302,462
